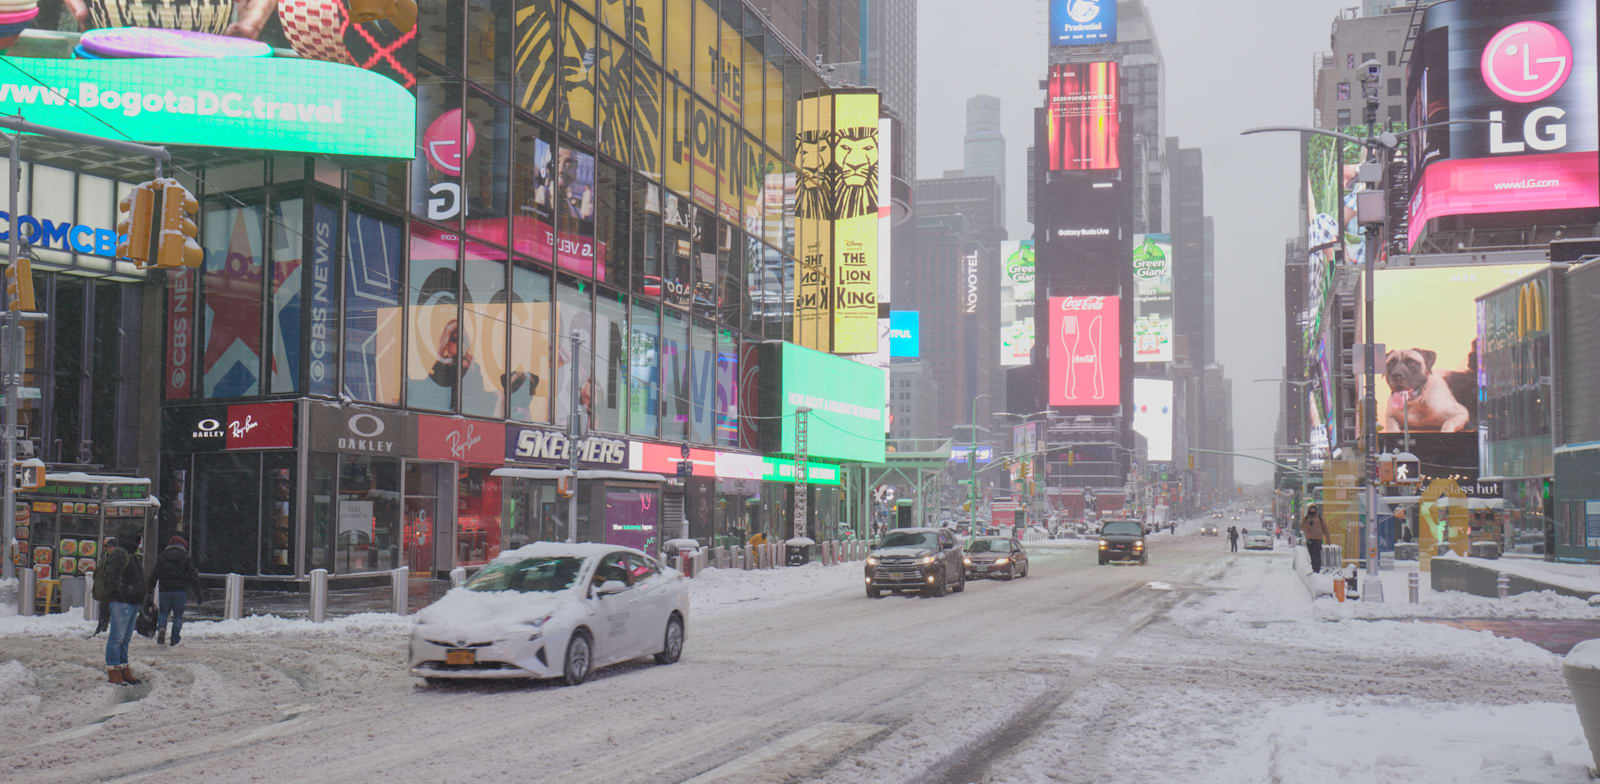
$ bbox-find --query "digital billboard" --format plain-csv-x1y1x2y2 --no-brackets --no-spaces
1048,295,1120,407
889,310,921,358
0,56,415,158
1372,263,1544,435
1133,377,1174,462
1050,0,1117,46
1406,0,1599,250
1036,176,1124,292
1000,240,1036,367
759,342,886,464
1046,62,1119,171
794,89,882,355
1131,234,1173,363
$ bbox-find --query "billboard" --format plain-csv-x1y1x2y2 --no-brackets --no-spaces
889,310,921,358
1046,62,1119,171
759,342,886,464
1131,234,1173,363
1406,0,1599,250
0,56,415,159
794,89,882,354
1372,263,1544,435
1048,295,1120,407
1133,378,1174,462
1000,240,1036,367
1050,0,1117,46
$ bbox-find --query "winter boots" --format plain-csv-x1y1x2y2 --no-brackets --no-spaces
106,667,123,685
107,666,142,685
156,629,166,645
120,666,142,685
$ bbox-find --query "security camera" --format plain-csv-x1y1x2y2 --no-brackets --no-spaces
1360,59,1381,83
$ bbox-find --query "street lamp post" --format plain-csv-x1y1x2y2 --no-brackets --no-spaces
967,394,990,539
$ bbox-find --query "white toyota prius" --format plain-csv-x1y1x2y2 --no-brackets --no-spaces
409,542,690,686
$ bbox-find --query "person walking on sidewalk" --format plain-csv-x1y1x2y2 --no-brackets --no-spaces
1303,506,1329,573
146,535,206,647
1226,526,1239,552
93,525,148,685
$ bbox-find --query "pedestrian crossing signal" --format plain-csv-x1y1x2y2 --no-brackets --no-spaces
4,257,34,312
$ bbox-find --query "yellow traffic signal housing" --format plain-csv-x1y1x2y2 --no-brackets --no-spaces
155,181,203,269
4,257,34,312
116,181,158,265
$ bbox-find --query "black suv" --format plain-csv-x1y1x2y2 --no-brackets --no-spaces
865,528,966,598
1097,519,1148,565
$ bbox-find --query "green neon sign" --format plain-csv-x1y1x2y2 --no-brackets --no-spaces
759,456,842,486
0,56,415,159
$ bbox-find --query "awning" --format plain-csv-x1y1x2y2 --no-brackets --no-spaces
492,468,668,483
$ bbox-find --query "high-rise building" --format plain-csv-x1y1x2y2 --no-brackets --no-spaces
754,0,863,70
889,361,942,440
1166,139,1207,367
1312,8,1413,129
903,211,997,435
964,95,1006,222
862,0,918,182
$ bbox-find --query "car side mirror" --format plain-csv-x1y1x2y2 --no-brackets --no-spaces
596,580,628,596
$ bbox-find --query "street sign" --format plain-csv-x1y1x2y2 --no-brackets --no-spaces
16,387,38,400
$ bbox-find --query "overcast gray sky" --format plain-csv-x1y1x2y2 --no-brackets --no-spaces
916,0,1353,483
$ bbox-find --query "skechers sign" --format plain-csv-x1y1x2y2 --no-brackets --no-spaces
0,212,122,256
0,57,415,159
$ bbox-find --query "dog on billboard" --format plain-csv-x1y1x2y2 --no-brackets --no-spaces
1383,347,1474,433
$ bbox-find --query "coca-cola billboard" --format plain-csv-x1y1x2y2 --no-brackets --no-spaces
1048,295,1121,407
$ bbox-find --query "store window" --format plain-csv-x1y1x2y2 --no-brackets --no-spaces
342,209,405,405
690,319,715,444
192,453,262,575
269,195,305,395
633,179,663,298
715,328,738,447
510,260,554,423
596,31,631,165
465,0,513,99
336,456,402,573
598,160,631,287
501,476,561,545
662,191,693,309
260,453,297,575
458,467,504,567
661,307,689,441
562,5,598,145
629,301,661,438
201,199,265,398
595,289,630,433
513,0,559,122
308,452,337,573
404,462,443,575
407,227,461,412
412,73,463,226
461,242,509,419
557,144,599,278
418,0,464,73
512,118,557,263
555,276,594,429
631,60,663,180
463,90,513,244
692,206,717,317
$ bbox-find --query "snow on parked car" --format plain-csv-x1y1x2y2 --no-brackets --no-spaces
409,542,689,687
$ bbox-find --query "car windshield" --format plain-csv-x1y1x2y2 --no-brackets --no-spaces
1101,522,1142,536
967,539,1011,553
464,556,584,594
880,531,938,549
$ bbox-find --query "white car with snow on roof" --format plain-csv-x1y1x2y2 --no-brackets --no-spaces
409,542,690,687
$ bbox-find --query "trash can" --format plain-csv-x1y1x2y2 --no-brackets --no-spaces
1564,639,1600,769
785,537,815,566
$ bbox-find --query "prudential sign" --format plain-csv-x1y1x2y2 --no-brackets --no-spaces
1050,0,1117,46
0,57,415,159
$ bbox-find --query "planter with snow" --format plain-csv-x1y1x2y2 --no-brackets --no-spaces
1564,639,1600,770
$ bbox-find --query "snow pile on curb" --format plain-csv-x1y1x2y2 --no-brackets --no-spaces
1447,554,1600,596
690,561,862,620
1292,545,1335,597
0,659,39,720
1322,582,1600,620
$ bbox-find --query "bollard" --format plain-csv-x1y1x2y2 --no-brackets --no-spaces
391,566,409,615
1409,570,1420,604
224,573,244,620
17,567,35,617
743,544,754,571
822,540,832,565
83,572,98,623
1498,572,1511,600
309,568,329,623
449,566,466,588
677,551,690,578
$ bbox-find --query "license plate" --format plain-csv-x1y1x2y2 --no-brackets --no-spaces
974,565,988,572
446,649,476,666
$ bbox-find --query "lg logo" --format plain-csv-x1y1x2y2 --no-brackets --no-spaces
1483,21,1573,154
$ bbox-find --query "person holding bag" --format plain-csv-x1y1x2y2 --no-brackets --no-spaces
146,535,206,646
93,524,149,685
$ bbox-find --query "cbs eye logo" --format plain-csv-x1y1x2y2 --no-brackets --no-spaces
1482,21,1573,103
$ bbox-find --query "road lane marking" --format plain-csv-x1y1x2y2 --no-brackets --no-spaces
684,722,887,783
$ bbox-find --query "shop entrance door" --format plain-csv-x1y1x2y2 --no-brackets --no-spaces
403,462,443,576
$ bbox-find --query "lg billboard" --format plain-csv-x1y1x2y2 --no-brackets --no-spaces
1407,0,1599,250
1046,62,1120,171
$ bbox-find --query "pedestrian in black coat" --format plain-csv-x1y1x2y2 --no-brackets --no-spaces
146,536,206,647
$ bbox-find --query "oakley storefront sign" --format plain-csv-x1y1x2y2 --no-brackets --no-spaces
164,402,296,452
506,425,630,468
307,403,415,457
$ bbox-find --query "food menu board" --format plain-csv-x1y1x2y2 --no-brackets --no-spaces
17,474,157,587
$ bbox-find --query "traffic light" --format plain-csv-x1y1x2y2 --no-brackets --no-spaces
4,257,34,312
155,180,203,269
1066,450,1075,466
1187,454,1195,470
116,180,159,265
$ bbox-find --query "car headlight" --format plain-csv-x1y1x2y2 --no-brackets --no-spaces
1134,541,1143,549
995,557,1009,566
865,557,879,566
1098,540,1108,549
963,557,972,566
917,555,936,566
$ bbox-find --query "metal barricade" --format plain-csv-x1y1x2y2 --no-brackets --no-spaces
309,568,329,623
224,573,244,620
391,566,409,615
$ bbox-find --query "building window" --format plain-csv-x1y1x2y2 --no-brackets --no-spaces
1336,81,1350,100
1336,108,1351,126
1387,78,1401,97
1387,104,1402,123
1360,52,1375,66
1387,50,1397,66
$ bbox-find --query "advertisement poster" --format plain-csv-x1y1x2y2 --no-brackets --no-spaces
1047,62,1120,171
1372,263,1544,434
405,254,459,412
604,488,660,555
1050,0,1117,46
759,342,886,464
343,211,405,405
794,93,834,350
889,310,921,358
793,89,881,355
1048,295,1121,407
202,205,264,398
1131,234,1173,363
1133,378,1174,462
1000,241,1036,367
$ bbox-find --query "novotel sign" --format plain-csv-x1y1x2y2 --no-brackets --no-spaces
0,212,124,257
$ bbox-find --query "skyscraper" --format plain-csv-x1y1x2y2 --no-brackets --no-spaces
963,95,1006,223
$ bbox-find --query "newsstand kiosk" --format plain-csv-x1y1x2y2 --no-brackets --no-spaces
11,473,157,613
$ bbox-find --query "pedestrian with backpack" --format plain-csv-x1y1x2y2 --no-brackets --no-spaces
93,525,149,685
1226,525,1239,552
146,535,206,647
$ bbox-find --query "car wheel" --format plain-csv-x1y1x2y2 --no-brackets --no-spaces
952,569,966,593
423,677,450,687
867,587,882,599
654,614,684,665
1022,562,1029,578
563,630,593,686
1098,556,1106,565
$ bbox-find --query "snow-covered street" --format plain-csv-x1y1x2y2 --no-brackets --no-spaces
0,517,1589,783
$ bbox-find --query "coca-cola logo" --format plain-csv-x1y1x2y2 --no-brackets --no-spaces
1059,296,1108,311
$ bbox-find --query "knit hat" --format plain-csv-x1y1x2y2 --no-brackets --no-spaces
168,535,188,549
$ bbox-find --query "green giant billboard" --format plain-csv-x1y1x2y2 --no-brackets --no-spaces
759,342,886,464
